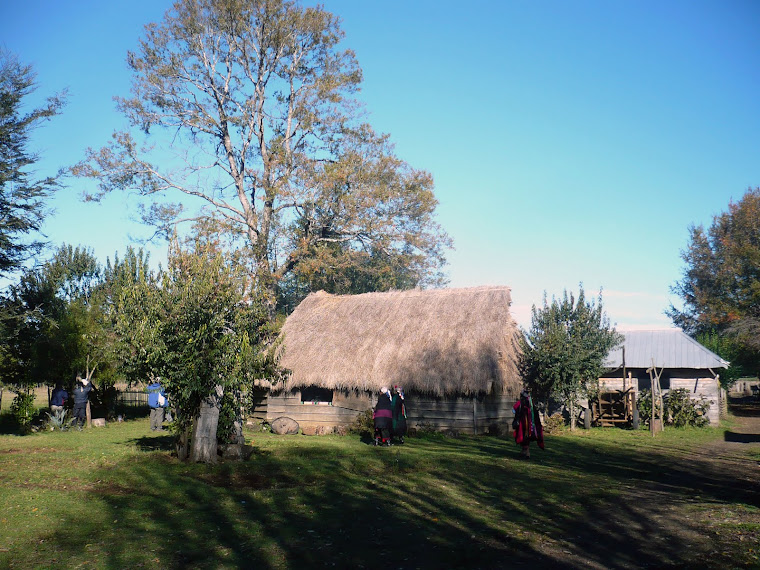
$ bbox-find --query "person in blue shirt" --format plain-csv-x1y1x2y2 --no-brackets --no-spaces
147,379,168,432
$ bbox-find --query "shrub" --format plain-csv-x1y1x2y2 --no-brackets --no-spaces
10,391,37,433
348,408,374,436
637,388,711,428
542,413,565,434
637,388,654,426
665,388,711,427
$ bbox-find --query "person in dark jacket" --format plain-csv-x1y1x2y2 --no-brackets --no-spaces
72,374,94,429
50,383,68,416
373,387,393,445
391,385,407,444
512,390,544,459
147,379,168,432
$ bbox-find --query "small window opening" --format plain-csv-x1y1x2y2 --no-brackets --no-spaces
300,386,333,404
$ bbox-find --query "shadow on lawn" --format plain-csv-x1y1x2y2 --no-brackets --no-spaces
37,431,760,569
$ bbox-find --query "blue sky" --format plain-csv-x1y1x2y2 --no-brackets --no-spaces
2,0,759,329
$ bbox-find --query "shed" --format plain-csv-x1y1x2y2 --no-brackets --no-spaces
271,286,522,434
600,329,728,424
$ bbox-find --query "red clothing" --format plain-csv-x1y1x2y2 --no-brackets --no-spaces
513,397,545,450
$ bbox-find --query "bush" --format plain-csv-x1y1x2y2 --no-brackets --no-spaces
10,391,37,433
665,388,711,427
637,388,710,428
637,389,654,426
348,408,374,436
543,413,565,435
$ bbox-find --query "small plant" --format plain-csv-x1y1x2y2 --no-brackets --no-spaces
45,409,72,431
348,408,374,436
543,413,565,435
10,391,37,433
637,388,654,426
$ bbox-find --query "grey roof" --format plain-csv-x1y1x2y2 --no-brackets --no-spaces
605,329,729,370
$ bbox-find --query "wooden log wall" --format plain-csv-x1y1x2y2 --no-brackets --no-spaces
267,390,518,435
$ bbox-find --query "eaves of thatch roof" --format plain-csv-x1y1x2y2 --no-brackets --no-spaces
277,286,522,397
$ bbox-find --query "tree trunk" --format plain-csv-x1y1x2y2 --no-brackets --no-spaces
190,385,224,463
231,387,246,445
176,426,191,461
86,400,92,428
569,399,577,431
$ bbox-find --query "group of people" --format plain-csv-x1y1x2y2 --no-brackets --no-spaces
372,385,407,446
49,373,95,429
48,375,171,432
372,385,544,458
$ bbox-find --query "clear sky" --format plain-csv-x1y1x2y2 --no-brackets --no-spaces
2,0,759,330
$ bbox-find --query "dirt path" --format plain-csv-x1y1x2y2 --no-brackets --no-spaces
538,406,760,569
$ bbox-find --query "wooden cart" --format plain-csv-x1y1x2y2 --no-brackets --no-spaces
590,388,639,428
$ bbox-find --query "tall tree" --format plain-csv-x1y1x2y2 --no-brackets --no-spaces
519,287,622,428
668,187,760,377
0,50,66,277
74,0,450,314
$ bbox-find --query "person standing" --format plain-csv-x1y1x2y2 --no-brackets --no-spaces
50,383,68,416
391,385,407,444
512,390,544,459
147,379,168,432
373,387,393,445
72,374,94,430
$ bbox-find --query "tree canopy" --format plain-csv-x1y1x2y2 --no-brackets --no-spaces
0,50,66,277
668,187,760,377
74,0,451,314
519,287,622,426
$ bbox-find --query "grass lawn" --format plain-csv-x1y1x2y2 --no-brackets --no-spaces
0,417,757,569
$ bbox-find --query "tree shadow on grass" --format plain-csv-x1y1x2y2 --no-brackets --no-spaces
129,433,176,452
724,431,760,443
18,431,760,570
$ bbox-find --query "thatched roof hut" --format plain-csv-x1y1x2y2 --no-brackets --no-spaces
277,286,522,397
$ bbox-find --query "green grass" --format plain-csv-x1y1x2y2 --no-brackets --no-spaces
0,418,757,569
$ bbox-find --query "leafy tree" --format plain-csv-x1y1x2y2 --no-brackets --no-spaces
114,238,280,462
0,50,66,277
695,331,746,389
74,0,450,315
668,187,760,377
519,287,622,429
0,245,101,391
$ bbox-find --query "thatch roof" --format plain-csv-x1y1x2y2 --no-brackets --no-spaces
277,286,522,396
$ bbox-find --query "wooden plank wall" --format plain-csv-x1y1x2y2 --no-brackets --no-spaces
267,392,366,434
267,390,518,435
670,377,720,425
249,390,268,422
598,374,721,426
407,395,516,435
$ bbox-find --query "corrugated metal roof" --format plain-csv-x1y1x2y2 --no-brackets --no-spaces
605,329,729,370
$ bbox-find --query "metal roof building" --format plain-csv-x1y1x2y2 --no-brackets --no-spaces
605,329,729,370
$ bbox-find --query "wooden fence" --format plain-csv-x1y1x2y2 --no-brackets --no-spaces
115,390,149,408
